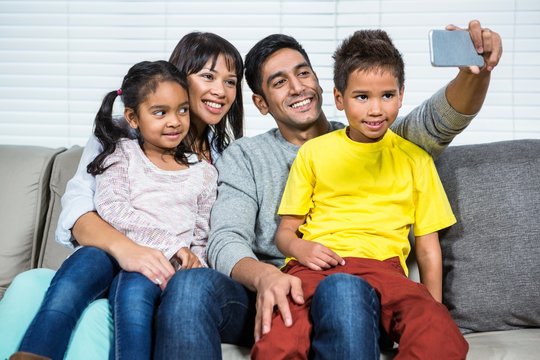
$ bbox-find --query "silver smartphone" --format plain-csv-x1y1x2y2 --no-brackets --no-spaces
429,30,484,67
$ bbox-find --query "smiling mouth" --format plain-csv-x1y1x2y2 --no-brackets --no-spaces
363,120,385,126
290,98,311,109
204,101,223,109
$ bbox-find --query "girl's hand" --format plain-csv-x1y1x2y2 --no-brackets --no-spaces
291,239,345,271
114,241,175,290
175,247,203,269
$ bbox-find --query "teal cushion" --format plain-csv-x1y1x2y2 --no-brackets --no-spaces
0,269,113,359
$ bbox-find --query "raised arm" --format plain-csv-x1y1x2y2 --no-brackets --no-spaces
444,19,502,114
391,19,502,159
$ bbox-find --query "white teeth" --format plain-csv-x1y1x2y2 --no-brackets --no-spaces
204,101,222,109
291,99,311,108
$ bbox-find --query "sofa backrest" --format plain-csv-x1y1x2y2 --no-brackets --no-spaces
0,145,65,298
39,146,84,270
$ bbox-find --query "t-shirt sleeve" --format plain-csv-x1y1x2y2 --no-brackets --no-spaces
278,146,314,216
413,155,457,236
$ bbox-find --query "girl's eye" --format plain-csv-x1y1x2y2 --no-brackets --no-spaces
154,110,165,116
178,107,189,114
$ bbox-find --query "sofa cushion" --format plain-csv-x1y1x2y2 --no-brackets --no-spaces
0,145,65,299
39,146,84,270
435,139,540,333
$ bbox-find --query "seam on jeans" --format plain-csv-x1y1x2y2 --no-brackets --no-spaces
113,271,123,360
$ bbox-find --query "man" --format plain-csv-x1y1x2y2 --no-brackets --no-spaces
154,20,502,359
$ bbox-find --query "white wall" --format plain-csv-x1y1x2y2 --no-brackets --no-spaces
0,0,539,148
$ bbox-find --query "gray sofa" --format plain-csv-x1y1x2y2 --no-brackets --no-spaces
1,139,539,359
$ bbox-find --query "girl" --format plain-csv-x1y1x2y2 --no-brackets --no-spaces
6,32,244,360
14,60,217,360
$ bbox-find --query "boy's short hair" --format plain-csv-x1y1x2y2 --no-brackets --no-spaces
333,29,405,93
245,34,312,99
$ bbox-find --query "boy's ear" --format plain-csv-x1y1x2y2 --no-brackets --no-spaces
399,86,405,108
334,87,344,111
252,93,269,115
124,108,138,129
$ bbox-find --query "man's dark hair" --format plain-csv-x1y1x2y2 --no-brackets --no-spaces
245,34,312,99
333,29,405,93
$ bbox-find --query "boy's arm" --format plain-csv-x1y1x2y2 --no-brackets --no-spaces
276,215,345,271
415,232,443,302
391,20,502,160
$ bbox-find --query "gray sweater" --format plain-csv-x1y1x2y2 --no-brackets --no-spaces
207,87,475,276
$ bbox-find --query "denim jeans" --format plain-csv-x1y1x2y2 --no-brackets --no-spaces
154,268,380,360
109,271,161,360
18,247,120,360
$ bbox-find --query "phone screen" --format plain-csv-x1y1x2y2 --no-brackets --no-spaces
429,30,484,67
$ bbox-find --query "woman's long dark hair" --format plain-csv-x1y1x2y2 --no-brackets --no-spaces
87,60,190,175
169,32,244,159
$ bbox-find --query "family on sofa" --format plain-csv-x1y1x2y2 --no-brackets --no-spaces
1,19,511,360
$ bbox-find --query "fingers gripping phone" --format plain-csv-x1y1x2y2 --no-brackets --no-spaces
429,30,484,67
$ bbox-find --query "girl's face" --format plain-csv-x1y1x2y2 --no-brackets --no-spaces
125,80,190,157
187,54,238,132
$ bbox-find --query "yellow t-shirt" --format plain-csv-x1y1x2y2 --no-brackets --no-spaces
278,129,456,274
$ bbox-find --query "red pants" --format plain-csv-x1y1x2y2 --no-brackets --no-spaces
251,257,468,360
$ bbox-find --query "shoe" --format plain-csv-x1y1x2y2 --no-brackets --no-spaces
9,351,51,360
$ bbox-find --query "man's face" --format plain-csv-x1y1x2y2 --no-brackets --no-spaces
252,48,324,131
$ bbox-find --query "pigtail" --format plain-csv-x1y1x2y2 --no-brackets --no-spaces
87,90,125,175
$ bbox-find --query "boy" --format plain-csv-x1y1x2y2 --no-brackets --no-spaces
251,30,469,359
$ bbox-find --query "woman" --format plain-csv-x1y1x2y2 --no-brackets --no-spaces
1,32,244,360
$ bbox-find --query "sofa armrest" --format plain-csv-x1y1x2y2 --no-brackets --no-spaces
0,145,65,299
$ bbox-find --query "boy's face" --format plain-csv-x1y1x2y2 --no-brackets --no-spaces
252,48,324,132
334,68,403,143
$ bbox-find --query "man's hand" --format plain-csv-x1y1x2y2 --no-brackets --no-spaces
447,19,502,74
175,247,203,270
291,238,345,271
253,270,304,342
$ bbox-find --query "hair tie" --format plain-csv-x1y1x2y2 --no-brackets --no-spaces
116,88,123,96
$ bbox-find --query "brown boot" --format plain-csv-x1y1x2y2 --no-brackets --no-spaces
9,351,51,360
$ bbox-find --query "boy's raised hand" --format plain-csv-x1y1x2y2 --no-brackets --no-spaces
446,19,502,74
290,238,345,271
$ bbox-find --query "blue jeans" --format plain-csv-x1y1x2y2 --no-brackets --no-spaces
154,268,380,360
18,247,120,360
109,271,161,360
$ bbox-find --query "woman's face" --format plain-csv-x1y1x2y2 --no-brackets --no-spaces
187,54,238,131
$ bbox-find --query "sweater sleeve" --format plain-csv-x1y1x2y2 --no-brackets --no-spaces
94,143,189,260
207,143,260,276
390,86,476,160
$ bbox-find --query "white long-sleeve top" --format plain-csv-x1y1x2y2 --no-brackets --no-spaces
93,139,217,263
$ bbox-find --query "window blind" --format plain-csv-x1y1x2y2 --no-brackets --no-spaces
0,0,538,147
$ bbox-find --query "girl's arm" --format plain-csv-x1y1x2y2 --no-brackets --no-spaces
415,232,443,302
73,212,174,288
276,215,344,271
94,145,189,260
